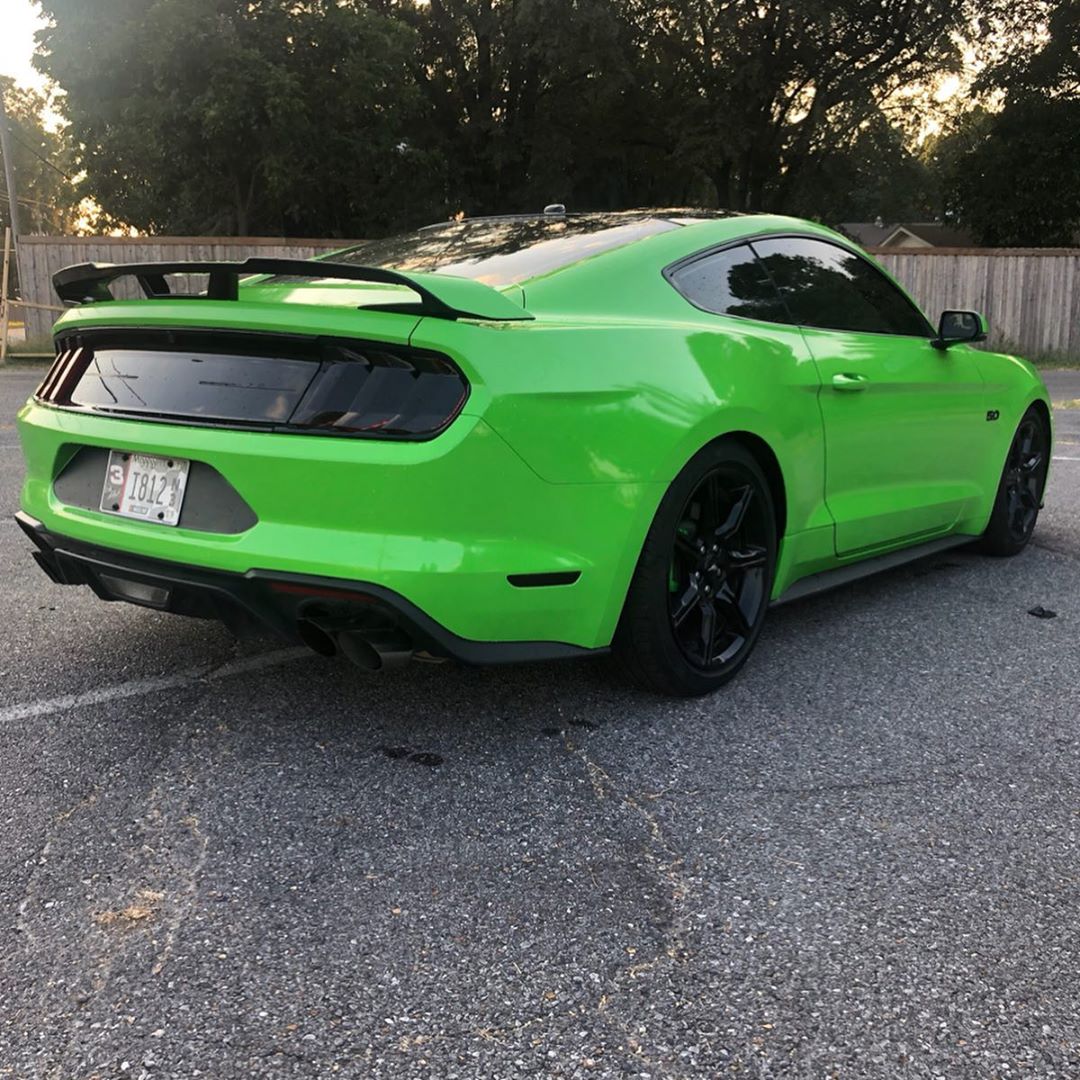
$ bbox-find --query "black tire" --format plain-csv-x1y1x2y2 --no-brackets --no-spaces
978,406,1050,557
615,440,777,696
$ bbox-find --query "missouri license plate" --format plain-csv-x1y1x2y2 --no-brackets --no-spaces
99,450,190,526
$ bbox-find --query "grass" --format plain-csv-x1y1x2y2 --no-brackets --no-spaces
1,339,54,365
988,338,1080,370
1028,353,1080,371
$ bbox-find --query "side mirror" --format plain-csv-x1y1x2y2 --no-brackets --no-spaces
932,309,988,350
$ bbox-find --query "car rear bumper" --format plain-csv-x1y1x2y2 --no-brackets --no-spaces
15,512,604,665
16,400,664,648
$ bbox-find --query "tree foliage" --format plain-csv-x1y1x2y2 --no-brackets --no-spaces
36,0,432,235
28,0,1071,239
940,0,1080,245
0,77,79,237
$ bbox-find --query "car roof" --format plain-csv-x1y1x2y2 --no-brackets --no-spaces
418,208,742,230
328,210,749,290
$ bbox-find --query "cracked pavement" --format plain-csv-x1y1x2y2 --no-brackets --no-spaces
3,367,1080,1078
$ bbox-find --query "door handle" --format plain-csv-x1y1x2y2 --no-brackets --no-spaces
831,373,868,392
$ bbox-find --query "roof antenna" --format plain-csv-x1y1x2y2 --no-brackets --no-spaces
543,203,566,216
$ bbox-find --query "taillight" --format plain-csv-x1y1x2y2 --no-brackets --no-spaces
35,331,469,440
35,346,94,405
289,348,468,436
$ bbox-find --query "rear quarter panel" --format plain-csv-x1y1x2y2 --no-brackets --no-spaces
410,285,831,626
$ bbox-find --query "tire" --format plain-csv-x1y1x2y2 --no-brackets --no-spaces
978,406,1050,557
615,440,777,696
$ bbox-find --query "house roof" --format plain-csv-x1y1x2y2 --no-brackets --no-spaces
837,221,976,248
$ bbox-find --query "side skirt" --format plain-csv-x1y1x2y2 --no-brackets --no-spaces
771,535,973,607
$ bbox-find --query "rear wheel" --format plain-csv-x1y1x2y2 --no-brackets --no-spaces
615,441,777,696
979,406,1050,556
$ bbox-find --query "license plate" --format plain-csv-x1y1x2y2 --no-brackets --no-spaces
99,450,190,526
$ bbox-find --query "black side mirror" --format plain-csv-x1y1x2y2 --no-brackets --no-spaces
932,310,988,350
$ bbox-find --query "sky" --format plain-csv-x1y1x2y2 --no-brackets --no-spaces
0,0,47,92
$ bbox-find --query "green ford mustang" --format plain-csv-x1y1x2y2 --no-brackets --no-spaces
15,210,1052,695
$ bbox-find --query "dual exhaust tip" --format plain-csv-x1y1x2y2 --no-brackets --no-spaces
297,617,413,671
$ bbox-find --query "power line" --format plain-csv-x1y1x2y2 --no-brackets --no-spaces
0,189,64,211
5,127,73,182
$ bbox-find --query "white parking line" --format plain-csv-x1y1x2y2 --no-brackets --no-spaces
1053,456,1080,462
0,646,312,724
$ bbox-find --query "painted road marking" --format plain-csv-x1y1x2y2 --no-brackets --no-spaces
0,647,312,724
1053,456,1080,462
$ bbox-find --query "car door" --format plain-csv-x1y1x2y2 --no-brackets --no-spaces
750,235,991,556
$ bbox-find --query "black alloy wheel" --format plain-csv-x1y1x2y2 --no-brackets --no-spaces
668,472,770,670
616,440,777,696
979,406,1050,556
1003,415,1047,542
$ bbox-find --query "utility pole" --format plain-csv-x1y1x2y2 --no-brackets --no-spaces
0,92,23,298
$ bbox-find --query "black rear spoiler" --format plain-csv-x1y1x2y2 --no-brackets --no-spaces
52,258,532,321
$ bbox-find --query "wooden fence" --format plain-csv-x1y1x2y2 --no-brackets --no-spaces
11,235,1080,360
871,248,1079,359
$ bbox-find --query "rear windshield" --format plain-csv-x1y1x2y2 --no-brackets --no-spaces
328,215,680,286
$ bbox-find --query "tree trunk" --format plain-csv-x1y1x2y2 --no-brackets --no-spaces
711,160,733,208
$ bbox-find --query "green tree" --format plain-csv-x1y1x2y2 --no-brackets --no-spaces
36,0,1060,235
941,0,1080,245
0,77,79,237
36,0,433,236
620,0,974,212
370,0,678,215
784,108,938,224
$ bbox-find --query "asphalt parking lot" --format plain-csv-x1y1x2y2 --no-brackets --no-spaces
3,366,1080,1080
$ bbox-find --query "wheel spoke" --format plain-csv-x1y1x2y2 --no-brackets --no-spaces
699,599,717,660
717,485,753,539
714,589,751,639
1016,424,1033,461
671,578,701,627
727,544,768,571
674,531,700,561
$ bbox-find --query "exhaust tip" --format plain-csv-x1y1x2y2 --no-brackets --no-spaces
297,618,337,658
297,617,414,671
337,632,384,672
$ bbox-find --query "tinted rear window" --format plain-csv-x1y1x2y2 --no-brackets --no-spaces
329,215,680,286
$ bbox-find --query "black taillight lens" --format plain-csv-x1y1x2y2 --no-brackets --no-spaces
36,330,469,440
289,348,468,436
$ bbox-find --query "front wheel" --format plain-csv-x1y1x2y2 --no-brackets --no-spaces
978,406,1050,557
615,441,777,696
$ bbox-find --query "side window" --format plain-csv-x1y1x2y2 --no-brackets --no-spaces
750,236,931,337
669,244,792,325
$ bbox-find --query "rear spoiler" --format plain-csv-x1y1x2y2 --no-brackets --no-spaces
52,258,533,321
